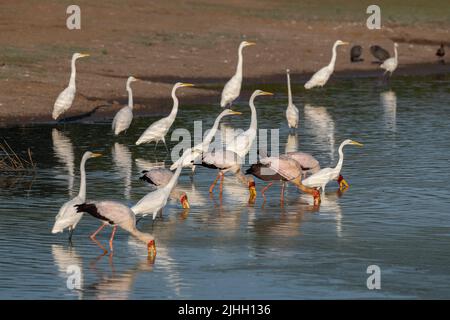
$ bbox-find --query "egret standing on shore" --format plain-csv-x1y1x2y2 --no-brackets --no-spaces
136,82,194,147
285,69,299,130
380,43,399,77
52,151,102,241
52,53,90,120
302,139,363,193
112,76,138,136
220,41,256,108
304,40,349,89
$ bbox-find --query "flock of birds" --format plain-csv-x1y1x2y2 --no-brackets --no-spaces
51,39,425,259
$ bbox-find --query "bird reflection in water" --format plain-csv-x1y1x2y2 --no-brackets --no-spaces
52,129,75,196
304,104,336,161
112,143,132,200
380,90,397,132
51,244,84,300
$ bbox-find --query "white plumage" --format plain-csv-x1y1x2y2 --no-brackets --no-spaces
220,41,256,108
302,139,363,193
112,76,138,136
380,43,399,76
51,151,101,239
52,53,89,120
304,40,348,89
285,69,299,129
136,82,193,146
226,90,273,158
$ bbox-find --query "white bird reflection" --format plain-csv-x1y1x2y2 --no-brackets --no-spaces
51,244,84,299
112,143,132,200
135,158,165,173
285,133,299,154
380,90,397,132
52,129,75,196
304,104,335,161
319,192,343,238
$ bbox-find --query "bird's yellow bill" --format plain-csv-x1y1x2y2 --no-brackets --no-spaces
92,153,102,158
249,186,257,198
260,91,274,96
182,198,190,209
181,83,195,87
80,53,90,57
350,141,364,147
245,42,256,46
147,240,157,259
229,110,242,115
341,42,350,45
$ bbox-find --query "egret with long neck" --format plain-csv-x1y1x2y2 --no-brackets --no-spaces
285,69,299,130
112,76,139,136
52,53,90,120
220,41,256,108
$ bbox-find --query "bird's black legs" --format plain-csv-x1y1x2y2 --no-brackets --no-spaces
68,228,74,245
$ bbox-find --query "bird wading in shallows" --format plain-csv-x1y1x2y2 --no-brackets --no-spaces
436,43,445,64
246,155,321,206
52,151,102,242
304,40,349,89
220,41,256,108
135,82,194,148
380,43,399,78
226,90,274,158
112,76,139,136
302,139,363,193
285,69,299,132
52,53,90,121
75,201,156,259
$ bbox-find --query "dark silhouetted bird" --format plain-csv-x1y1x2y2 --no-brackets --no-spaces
436,43,445,64
370,45,390,64
350,45,363,62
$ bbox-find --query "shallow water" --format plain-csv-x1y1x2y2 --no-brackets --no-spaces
1,75,450,299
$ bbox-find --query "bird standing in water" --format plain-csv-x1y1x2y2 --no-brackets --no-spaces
380,43,399,77
112,76,139,136
285,69,299,131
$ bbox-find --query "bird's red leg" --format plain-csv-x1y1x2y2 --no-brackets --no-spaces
209,172,221,193
219,172,224,195
90,223,106,240
261,182,273,202
109,225,117,252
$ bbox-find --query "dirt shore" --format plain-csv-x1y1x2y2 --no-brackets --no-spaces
1,0,449,127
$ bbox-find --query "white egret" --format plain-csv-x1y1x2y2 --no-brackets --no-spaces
220,41,256,108
170,109,242,173
132,164,189,221
302,139,363,193
226,90,273,158
285,69,299,130
135,82,194,147
75,201,156,257
380,43,399,76
304,40,349,89
51,151,102,240
112,76,138,136
52,53,90,120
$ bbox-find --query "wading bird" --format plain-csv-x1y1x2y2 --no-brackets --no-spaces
436,43,445,64
75,201,156,258
52,53,90,120
246,155,321,205
112,76,138,136
285,69,299,131
304,40,349,89
221,41,256,108
170,109,242,173
52,151,102,241
226,90,273,158
350,45,364,62
135,82,194,147
132,164,189,221
302,139,363,193
285,151,321,177
196,149,256,200
139,167,190,208
370,45,390,63
380,43,399,77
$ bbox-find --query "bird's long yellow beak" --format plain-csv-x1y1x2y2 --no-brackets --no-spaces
229,110,242,115
341,42,350,45
260,91,274,96
246,42,256,46
80,53,90,58
350,141,364,147
180,83,195,87
91,153,102,158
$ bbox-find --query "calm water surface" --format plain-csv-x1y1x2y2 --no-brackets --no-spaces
1,75,450,299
